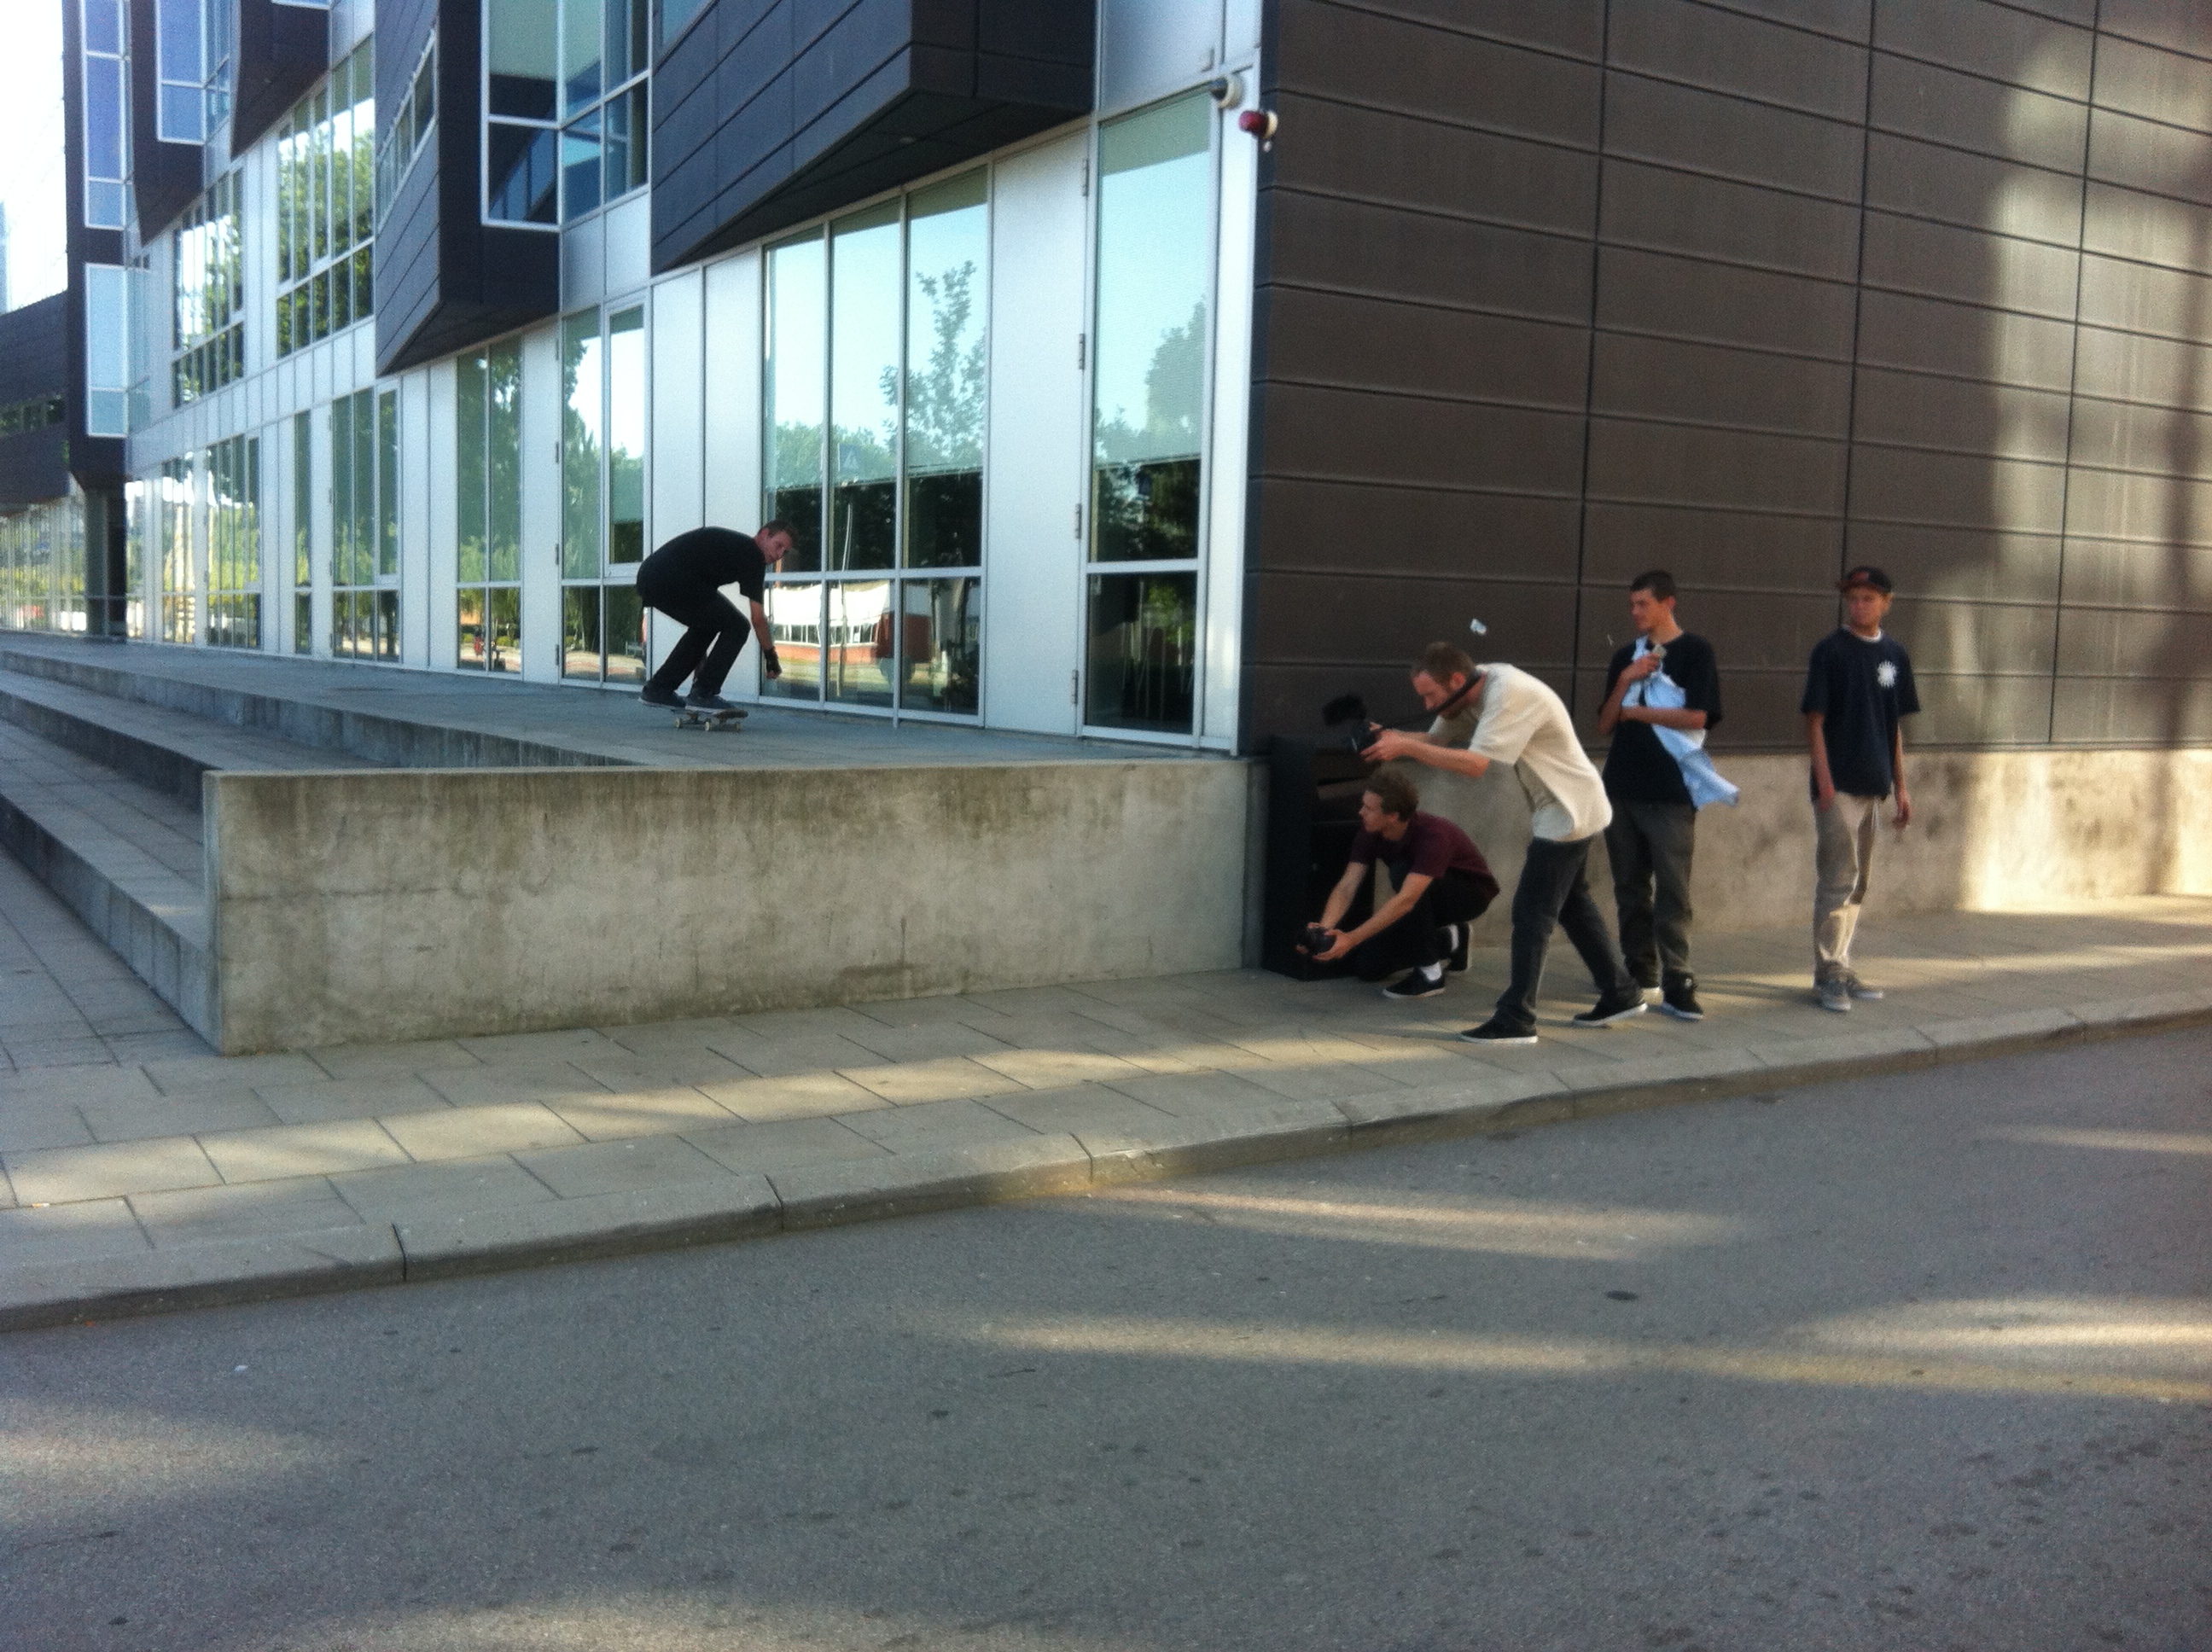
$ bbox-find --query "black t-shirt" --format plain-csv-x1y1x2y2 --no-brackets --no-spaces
639,527,768,602
1602,631,1724,806
1801,628,1919,797
1348,811,1499,901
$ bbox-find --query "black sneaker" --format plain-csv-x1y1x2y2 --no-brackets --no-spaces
641,684,684,708
1571,988,1649,1027
1658,978,1704,1021
1459,1017,1538,1045
1382,967,1447,1001
685,691,740,713
1447,924,1471,974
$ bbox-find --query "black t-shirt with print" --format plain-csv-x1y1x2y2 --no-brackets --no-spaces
1801,628,1919,798
1601,631,1724,806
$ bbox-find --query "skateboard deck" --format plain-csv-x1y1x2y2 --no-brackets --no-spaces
668,707,747,730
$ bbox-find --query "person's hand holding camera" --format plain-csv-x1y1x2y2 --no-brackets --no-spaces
1300,923,1352,963
1360,728,1420,763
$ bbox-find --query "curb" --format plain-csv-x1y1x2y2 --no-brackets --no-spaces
6,987,2210,1333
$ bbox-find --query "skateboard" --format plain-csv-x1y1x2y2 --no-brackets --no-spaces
668,707,747,731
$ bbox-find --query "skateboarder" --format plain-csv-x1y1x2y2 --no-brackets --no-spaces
636,521,794,714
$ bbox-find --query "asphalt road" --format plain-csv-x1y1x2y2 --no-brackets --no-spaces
5,1028,2210,1652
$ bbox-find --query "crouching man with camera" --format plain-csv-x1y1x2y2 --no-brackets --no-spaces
1307,770,1499,999
1365,652,1645,1044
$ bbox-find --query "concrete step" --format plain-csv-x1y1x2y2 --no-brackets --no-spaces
0,668,375,807
0,640,618,771
0,722,213,1040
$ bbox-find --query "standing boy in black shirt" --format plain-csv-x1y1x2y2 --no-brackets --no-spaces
635,521,795,712
1802,566,1918,1013
1597,570,1723,1021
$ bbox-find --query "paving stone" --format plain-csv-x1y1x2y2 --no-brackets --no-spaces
966,1046,1150,1090
838,1056,1031,1106
1332,1070,1567,1133
1746,1027,1936,1070
684,1115,890,1175
200,1119,411,1183
852,994,1014,1028
772,1134,1091,1230
515,1135,743,1199
395,1174,780,1281
101,1031,217,1063
841,1021,1018,1064
254,1075,453,1126
1235,1060,1411,1102
7,1038,119,1070
330,1155,557,1224
0,1104,95,1155
420,1061,611,1108
837,1097,1045,1154
1084,1096,1350,1183
1559,1046,1767,1095
980,1085,1181,1138
955,1011,1132,1051
305,1039,486,1079
79,1089,282,1143
143,1053,329,1095
724,1005,902,1042
541,1085,740,1142
378,1102,585,1160
0,1224,403,1334
601,1017,752,1058
6,1136,222,1204
696,1070,886,1123
568,1049,754,1090
131,1177,360,1244
0,1197,148,1266
451,1027,617,1063
1917,1005,2081,1049
709,1032,893,1078
1103,1069,1310,1118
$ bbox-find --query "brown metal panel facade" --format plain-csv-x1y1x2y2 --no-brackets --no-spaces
1247,0,2212,752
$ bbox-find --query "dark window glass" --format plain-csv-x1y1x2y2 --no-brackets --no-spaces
1086,572,1196,733
487,123,557,224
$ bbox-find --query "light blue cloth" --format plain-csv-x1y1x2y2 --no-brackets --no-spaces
1624,640,1739,810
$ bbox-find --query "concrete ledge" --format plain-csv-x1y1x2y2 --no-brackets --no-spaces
771,1135,1093,1229
0,1224,402,1332
396,1175,781,1281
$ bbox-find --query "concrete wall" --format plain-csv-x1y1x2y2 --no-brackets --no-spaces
1409,745,2212,966
204,759,1256,1053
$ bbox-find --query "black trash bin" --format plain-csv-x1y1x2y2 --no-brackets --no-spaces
1260,736,1377,980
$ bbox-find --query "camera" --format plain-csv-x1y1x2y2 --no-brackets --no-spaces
1321,693,1384,757
1302,923,1334,956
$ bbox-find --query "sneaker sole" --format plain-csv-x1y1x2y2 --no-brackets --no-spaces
1572,1003,1649,1027
1656,1002,1704,1021
1382,982,1447,1000
1847,990,1884,1001
1458,1029,1539,1045
1815,997,1852,1013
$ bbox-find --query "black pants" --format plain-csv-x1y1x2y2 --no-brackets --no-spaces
1353,868,1494,981
639,573,749,698
1604,799,1697,988
1493,835,1636,1032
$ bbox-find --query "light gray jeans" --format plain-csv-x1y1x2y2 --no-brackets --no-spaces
1813,793,1884,982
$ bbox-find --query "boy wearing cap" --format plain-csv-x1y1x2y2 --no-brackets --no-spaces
1802,566,1918,1013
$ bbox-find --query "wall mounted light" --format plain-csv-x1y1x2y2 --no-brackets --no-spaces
1238,108,1278,152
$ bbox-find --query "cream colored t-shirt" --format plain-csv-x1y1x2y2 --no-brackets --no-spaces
1466,664,1612,842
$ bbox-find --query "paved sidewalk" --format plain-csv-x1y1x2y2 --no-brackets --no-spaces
2,849,2208,1328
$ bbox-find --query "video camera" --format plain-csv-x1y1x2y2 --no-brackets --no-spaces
1319,617,1489,758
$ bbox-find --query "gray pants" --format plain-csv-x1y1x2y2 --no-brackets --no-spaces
1813,793,1884,982
1604,800,1697,987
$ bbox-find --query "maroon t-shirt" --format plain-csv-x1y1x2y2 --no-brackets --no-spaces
1349,811,1498,898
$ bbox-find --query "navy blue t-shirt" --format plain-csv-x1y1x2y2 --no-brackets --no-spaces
1801,628,1918,798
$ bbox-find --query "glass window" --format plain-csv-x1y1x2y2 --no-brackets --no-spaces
563,0,602,113
486,125,558,224
904,172,987,571
561,109,602,219
1086,95,1212,734
157,0,207,142
292,410,311,653
160,456,196,643
457,337,524,671
84,265,131,438
81,2,129,230
330,388,399,660
761,582,824,702
830,201,899,573
760,171,990,716
607,305,644,564
276,42,375,357
376,40,437,223
207,433,260,650
561,311,602,581
172,175,243,405
764,234,826,573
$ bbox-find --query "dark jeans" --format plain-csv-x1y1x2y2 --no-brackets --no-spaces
639,573,750,698
1604,799,1697,987
1352,868,1494,981
1493,835,1636,1032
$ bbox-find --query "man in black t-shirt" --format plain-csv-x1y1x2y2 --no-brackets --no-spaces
1802,565,1919,1013
636,521,795,712
1307,769,1499,1000
1597,571,1723,1021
